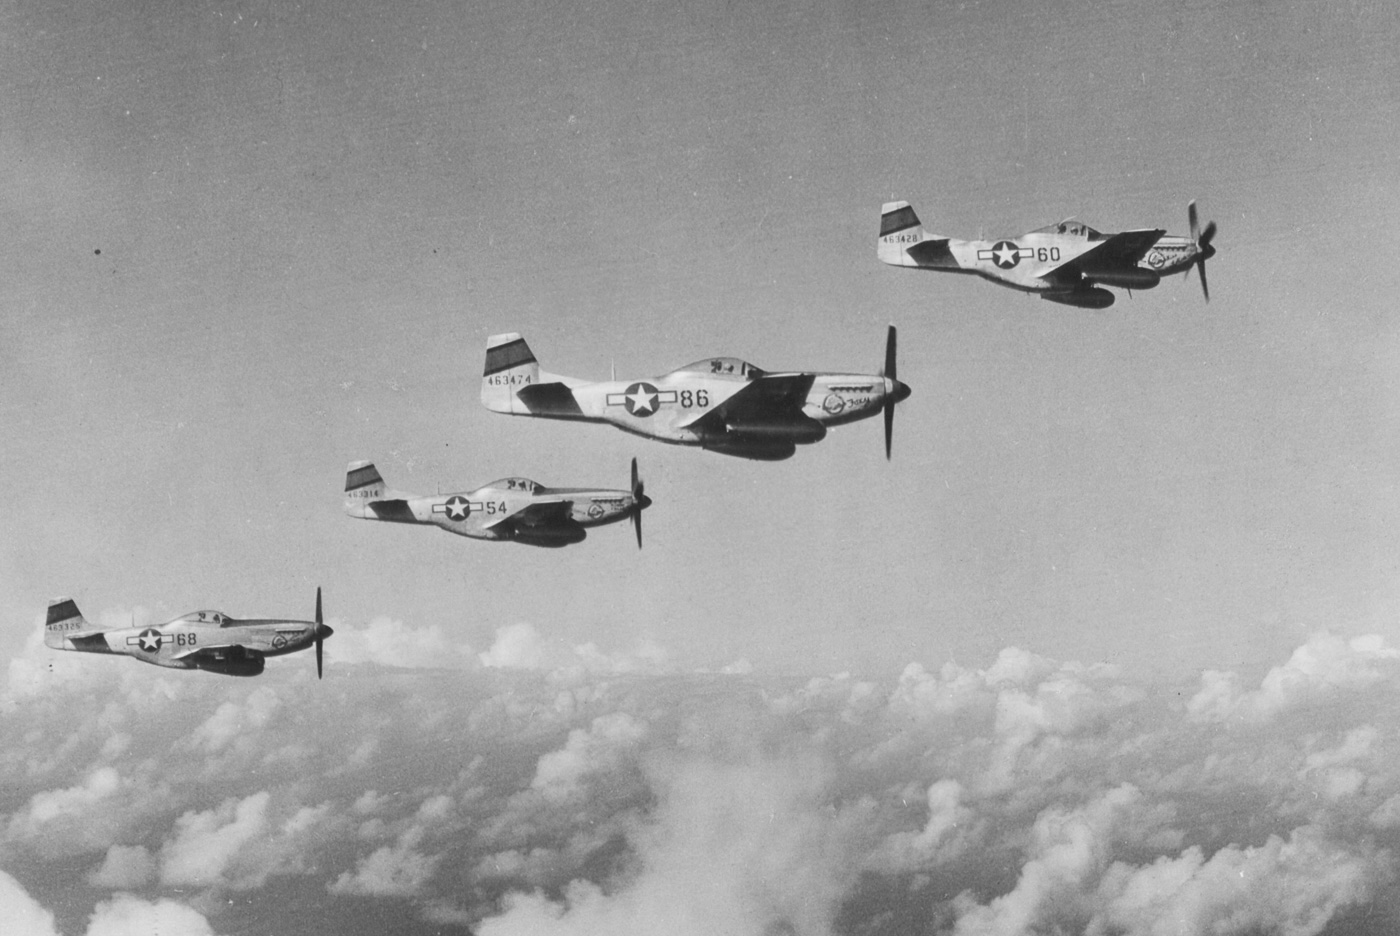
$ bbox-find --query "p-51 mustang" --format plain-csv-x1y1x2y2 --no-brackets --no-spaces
344,458,651,548
43,589,333,678
482,327,911,461
878,200,1217,308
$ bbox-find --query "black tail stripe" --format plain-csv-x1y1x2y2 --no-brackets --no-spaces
345,465,384,491
484,338,536,376
47,599,81,626
880,205,921,237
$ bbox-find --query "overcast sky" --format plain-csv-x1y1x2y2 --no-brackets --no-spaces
3,0,1400,933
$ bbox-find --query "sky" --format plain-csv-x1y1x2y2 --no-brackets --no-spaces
3,0,1400,932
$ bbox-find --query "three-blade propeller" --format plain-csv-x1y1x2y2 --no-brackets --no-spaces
1187,201,1218,302
881,324,910,459
629,457,650,549
313,586,333,679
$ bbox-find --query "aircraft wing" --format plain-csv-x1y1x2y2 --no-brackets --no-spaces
482,499,573,531
680,373,817,432
1039,228,1166,279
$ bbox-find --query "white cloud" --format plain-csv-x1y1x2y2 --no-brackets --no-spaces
0,870,60,936
159,791,270,888
1188,632,1400,722
478,623,670,674
531,713,648,802
329,615,476,669
189,686,282,752
327,835,440,897
85,893,218,936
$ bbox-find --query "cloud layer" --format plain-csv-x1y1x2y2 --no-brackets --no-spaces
3,627,1398,935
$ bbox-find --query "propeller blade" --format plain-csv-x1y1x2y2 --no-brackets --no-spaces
1188,200,1200,243
314,587,325,680
1199,220,1217,249
630,457,645,549
884,398,895,460
883,325,898,460
1196,256,1209,302
882,324,897,381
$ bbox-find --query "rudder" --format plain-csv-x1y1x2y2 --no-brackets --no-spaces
482,333,539,414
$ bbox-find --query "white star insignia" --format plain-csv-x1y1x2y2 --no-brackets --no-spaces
993,243,1018,267
139,630,162,651
627,386,658,415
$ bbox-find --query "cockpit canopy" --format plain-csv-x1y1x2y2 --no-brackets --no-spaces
1031,219,1104,240
173,610,231,626
485,477,542,494
672,357,766,380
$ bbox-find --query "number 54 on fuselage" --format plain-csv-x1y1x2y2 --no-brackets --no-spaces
481,327,911,461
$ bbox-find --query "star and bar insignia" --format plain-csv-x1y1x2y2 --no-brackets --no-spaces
606,382,678,417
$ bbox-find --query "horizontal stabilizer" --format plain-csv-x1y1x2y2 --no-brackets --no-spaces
516,382,584,416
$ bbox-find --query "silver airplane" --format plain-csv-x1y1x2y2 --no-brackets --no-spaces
482,326,910,461
44,589,332,678
344,459,651,548
878,201,1217,308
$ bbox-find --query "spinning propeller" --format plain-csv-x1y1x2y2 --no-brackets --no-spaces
312,587,333,679
881,325,911,459
629,457,651,549
1187,201,1218,302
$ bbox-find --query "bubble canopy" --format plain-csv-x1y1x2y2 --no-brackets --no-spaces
671,357,766,379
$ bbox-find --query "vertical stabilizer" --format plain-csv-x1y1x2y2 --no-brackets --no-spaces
45,597,90,648
878,201,954,269
482,333,540,413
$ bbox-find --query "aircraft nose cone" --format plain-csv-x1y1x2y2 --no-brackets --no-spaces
637,493,653,511
317,623,334,639
892,379,912,404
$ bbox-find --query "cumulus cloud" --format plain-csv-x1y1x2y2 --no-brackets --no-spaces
329,615,476,669
479,623,669,674
1188,632,1400,722
0,870,60,936
85,893,219,936
4,632,1400,934
160,791,270,888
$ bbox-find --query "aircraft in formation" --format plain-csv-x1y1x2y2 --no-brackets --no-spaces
877,200,1217,308
344,458,651,548
44,588,333,678
481,326,911,461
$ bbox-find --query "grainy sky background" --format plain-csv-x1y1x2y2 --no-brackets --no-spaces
4,1,1400,933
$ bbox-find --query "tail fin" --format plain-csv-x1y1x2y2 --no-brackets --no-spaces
344,461,417,522
45,597,89,648
878,201,955,269
482,333,540,414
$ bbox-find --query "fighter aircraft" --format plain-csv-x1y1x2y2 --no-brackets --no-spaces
344,458,651,548
43,589,332,678
877,200,1217,308
481,326,910,461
